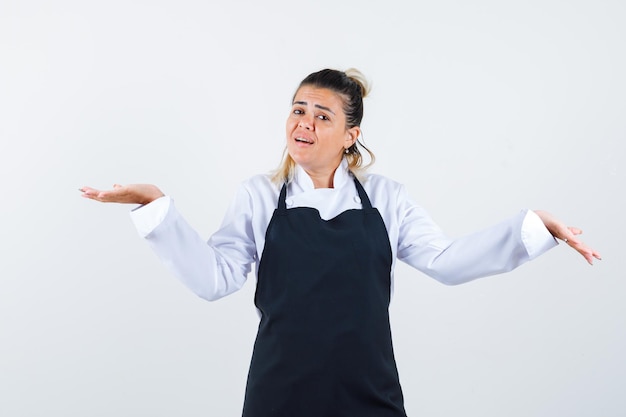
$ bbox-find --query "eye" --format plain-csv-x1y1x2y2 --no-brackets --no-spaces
317,114,330,121
293,108,304,115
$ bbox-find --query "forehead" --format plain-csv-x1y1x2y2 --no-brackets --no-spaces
293,86,345,110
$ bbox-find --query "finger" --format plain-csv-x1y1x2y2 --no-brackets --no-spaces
80,187,101,199
575,244,601,265
559,233,578,245
567,226,583,236
102,187,132,203
97,190,119,202
572,244,594,265
560,226,584,245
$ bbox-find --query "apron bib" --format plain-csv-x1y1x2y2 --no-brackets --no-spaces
242,177,407,417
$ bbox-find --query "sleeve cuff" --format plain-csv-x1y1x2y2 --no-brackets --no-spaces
129,196,172,237
521,209,559,259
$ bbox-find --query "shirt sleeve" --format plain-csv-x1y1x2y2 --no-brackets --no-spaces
521,209,560,259
129,186,257,301
395,186,558,285
130,196,172,237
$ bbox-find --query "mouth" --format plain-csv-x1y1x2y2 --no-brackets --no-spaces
295,137,314,144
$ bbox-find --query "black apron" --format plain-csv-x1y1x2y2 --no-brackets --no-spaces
242,177,407,417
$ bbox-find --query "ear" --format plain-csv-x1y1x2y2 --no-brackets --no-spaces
345,126,361,148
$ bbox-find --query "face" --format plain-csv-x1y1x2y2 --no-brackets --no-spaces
286,86,360,176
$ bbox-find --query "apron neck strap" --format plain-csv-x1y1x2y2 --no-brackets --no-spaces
278,183,288,210
353,177,373,209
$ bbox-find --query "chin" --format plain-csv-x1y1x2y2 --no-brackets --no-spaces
287,150,306,166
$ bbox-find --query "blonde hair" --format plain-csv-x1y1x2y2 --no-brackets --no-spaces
271,68,375,184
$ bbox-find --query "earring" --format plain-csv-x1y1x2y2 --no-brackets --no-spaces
345,148,350,154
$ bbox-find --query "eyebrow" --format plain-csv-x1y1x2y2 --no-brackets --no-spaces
293,101,336,115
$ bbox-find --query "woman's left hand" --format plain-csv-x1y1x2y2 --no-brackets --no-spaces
534,210,602,265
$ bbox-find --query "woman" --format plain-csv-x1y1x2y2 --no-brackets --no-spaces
81,68,601,416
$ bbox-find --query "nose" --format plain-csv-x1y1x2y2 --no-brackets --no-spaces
298,115,314,130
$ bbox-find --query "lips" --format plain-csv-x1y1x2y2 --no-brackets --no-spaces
295,137,313,144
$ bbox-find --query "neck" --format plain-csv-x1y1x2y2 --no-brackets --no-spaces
304,167,337,189
309,171,335,188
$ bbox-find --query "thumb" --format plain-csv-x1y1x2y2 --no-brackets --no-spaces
568,226,583,236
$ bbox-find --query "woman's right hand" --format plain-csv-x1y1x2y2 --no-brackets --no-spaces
80,184,165,205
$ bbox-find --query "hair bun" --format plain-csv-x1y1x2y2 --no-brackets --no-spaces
344,68,371,99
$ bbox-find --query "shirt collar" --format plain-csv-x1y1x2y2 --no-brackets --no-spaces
293,158,351,191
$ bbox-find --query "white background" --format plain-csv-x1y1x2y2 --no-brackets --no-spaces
1,0,624,416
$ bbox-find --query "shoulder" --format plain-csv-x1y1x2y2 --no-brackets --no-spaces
220,173,281,221
359,172,420,218
241,173,275,189
238,173,282,203
361,172,405,196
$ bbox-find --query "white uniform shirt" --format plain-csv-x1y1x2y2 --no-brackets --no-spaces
131,159,558,301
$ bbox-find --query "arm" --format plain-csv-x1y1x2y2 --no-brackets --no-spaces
394,186,599,285
398,208,552,285
81,183,257,301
